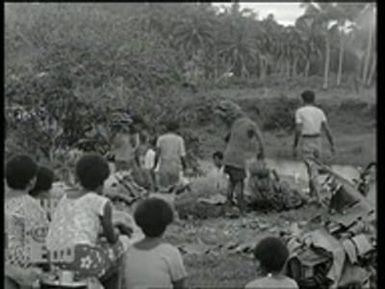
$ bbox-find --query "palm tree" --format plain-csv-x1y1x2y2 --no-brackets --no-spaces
216,3,259,79
360,4,376,87
299,3,341,89
170,4,217,84
333,3,370,86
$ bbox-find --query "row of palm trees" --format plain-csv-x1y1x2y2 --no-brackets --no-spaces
6,2,376,90
136,2,376,89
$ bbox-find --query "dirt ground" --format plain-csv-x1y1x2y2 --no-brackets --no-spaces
164,203,330,287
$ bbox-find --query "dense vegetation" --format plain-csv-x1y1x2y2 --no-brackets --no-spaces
5,3,377,169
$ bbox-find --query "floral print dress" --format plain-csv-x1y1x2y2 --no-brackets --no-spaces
5,192,49,269
46,192,129,279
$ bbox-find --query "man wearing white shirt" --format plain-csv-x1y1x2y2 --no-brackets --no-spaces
154,120,187,190
293,90,335,205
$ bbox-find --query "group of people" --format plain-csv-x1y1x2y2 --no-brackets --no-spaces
5,89,335,289
4,153,300,289
109,115,188,193
216,89,335,215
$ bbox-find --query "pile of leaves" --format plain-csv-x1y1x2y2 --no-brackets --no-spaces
247,161,305,212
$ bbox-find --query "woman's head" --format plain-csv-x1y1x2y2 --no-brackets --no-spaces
253,237,289,274
75,153,110,191
6,155,38,191
134,198,174,238
29,166,55,198
215,100,244,126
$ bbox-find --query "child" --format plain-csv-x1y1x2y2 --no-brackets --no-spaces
142,137,157,192
207,151,228,193
135,133,157,191
29,165,55,199
46,153,132,282
29,165,58,221
245,237,299,289
123,198,187,289
5,155,49,288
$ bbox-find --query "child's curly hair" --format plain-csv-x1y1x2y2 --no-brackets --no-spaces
253,237,290,274
134,198,174,237
75,153,110,190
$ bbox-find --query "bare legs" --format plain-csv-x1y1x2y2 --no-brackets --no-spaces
227,180,245,215
304,159,321,205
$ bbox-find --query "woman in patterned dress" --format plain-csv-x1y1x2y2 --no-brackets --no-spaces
5,155,50,289
46,153,132,286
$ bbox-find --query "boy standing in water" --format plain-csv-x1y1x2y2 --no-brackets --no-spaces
293,90,335,205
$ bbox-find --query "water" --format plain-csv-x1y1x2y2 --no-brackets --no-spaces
199,158,360,183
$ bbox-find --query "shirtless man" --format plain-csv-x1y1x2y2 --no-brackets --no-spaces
293,90,335,205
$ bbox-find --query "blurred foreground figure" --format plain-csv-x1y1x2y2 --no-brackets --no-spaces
5,155,49,289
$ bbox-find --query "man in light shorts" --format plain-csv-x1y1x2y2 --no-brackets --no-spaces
293,90,335,205
154,120,187,190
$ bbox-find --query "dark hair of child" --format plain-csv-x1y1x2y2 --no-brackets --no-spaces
253,237,289,274
301,90,315,103
213,151,223,160
165,120,180,133
6,155,38,190
75,153,110,191
29,166,55,197
149,136,157,147
134,198,174,238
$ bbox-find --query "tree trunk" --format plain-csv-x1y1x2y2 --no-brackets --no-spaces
323,37,330,90
337,33,344,87
260,58,266,81
214,51,218,81
305,59,310,78
292,56,298,78
367,51,376,87
362,22,373,84
273,57,280,76
286,59,291,79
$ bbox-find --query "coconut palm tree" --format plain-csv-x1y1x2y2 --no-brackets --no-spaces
216,3,259,78
299,3,341,89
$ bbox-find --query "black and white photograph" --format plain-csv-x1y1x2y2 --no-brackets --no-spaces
4,2,376,289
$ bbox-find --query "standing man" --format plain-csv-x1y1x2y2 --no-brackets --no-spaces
154,120,187,190
216,101,265,216
293,90,335,205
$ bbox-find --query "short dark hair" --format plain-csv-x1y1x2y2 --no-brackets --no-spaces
165,120,180,132
29,166,55,197
6,155,38,190
149,136,157,147
213,151,223,160
301,90,315,103
134,198,174,237
75,153,110,191
131,114,144,125
253,237,289,273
